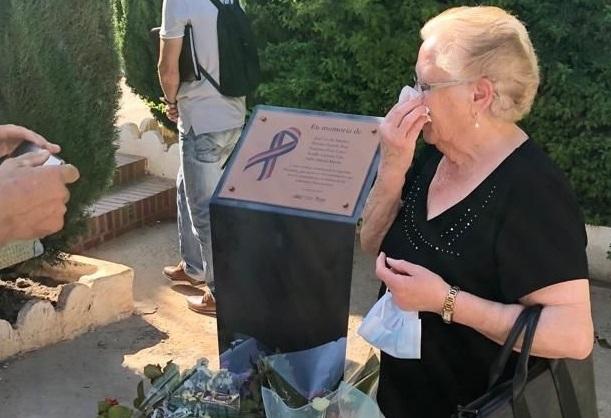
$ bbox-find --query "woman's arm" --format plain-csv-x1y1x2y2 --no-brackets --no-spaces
453,279,593,359
360,171,404,255
378,255,594,360
360,98,430,255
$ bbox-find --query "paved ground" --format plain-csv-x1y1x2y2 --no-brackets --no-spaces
0,221,609,417
0,222,378,417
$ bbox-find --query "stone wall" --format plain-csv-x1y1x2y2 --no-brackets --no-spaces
0,255,134,360
117,119,180,180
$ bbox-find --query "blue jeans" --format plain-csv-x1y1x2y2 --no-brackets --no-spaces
177,127,241,288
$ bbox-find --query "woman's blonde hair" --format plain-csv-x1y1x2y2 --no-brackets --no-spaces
421,6,540,122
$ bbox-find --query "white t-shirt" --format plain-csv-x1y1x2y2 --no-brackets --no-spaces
160,0,246,135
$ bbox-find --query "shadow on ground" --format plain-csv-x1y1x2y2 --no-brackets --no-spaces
0,316,167,418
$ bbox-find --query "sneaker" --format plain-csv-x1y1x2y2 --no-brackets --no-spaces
163,261,204,286
186,288,216,317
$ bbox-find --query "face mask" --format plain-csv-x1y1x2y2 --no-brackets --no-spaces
357,290,421,359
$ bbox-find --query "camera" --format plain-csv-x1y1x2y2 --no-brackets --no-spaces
9,141,64,166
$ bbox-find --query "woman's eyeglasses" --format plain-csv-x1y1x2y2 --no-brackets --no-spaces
413,75,468,94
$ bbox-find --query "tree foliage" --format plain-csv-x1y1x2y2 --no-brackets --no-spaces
118,0,610,224
244,0,610,224
0,0,121,257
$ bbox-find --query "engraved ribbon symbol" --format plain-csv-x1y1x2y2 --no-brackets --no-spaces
244,127,300,181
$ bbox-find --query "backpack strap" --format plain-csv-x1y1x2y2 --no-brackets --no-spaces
189,1,222,93
197,63,221,93
195,0,234,94
194,0,243,94
209,0,242,9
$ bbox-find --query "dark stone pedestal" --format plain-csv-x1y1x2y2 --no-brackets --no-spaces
210,203,357,354
210,106,379,358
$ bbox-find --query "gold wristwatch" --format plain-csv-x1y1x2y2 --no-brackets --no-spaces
441,286,460,324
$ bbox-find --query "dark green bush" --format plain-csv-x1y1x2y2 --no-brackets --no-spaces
244,0,610,225
490,0,610,226
115,0,610,224
0,0,121,257
114,0,172,128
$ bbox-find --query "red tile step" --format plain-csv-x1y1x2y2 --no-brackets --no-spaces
113,153,147,187
72,175,176,252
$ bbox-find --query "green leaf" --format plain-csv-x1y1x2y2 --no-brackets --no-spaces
97,400,111,414
132,380,145,410
162,360,175,374
137,362,181,412
143,364,163,382
107,405,133,418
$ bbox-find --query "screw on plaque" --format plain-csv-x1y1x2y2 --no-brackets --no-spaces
342,203,350,209
260,116,268,122
371,128,378,134
229,186,236,192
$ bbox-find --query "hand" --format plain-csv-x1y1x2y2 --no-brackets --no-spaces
0,124,61,158
375,252,450,313
378,97,431,175
165,103,179,123
0,151,80,245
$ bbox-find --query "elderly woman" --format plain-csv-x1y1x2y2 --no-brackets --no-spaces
360,6,594,418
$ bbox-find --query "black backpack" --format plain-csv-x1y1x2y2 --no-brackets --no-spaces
203,0,260,97
151,0,260,97
150,23,200,83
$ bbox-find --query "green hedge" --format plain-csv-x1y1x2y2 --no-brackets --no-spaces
244,0,610,225
0,0,121,257
118,0,610,224
113,0,173,128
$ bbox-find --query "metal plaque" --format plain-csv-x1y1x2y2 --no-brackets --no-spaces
218,107,381,217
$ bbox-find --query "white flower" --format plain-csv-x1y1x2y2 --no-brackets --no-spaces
312,397,330,411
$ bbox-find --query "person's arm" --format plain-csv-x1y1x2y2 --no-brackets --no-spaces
158,0,187,122
360,172,404,255
158,37,182,122
158,37,182,104
360,98,430,255
452,278,593,359
377,255,594,360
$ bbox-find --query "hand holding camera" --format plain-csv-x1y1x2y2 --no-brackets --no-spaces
0,124,61,158
0,125,80,245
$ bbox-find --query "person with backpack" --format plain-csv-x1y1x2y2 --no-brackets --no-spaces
158,0,258,316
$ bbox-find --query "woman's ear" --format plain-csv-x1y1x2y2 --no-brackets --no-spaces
472,77,495,112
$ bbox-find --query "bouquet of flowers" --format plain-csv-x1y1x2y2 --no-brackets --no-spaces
259,341,382,418
98,338,382,418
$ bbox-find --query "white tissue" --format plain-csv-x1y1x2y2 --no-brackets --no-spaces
398,85,421,104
